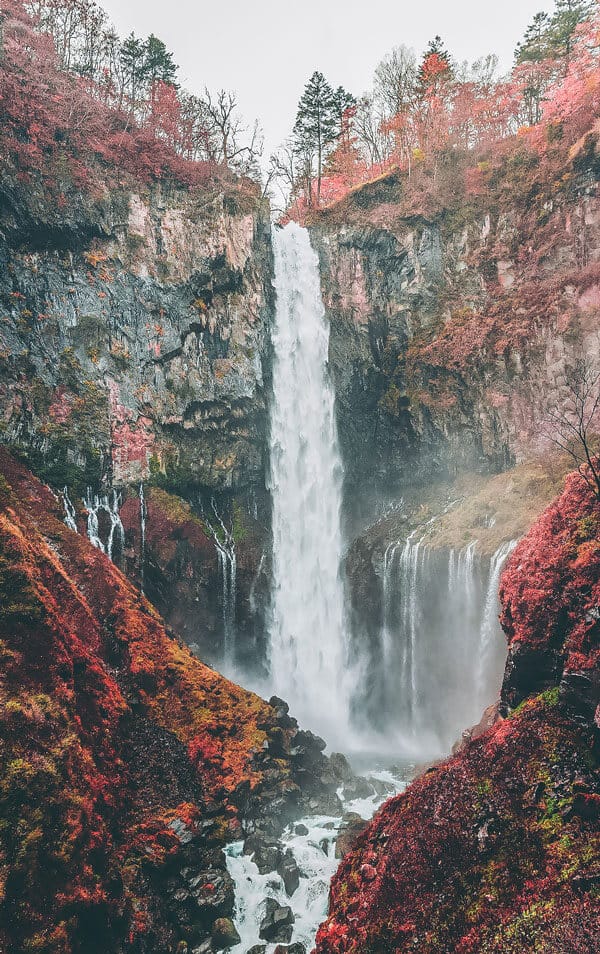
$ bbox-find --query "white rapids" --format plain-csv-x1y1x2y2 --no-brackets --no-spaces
267,222,350,744
225,769,407,953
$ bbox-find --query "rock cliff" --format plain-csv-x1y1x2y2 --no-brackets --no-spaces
0,165,274,664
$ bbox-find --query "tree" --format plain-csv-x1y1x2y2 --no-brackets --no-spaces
119,33,146,113
143,33,178,106
550,0,595,61
374,45,417,118
417,36,453,97
545,357,600,500
293,71,339,204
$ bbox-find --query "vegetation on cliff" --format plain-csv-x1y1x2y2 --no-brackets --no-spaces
315,469,600,954
0,450,315,953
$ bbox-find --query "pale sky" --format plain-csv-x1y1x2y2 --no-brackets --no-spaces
101,0,553,158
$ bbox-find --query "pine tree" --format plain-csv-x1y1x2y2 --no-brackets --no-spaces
293,71,338,204
120,33,146,114
417,36,453,97
515,12,553,63
550,0,594,60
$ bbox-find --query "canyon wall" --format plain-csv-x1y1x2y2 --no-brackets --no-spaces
0,169,274,662
310,135,600,517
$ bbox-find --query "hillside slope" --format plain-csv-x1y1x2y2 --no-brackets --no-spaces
0,450,336,954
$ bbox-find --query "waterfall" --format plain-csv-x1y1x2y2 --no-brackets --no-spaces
268,222,349,741
84,488,125,563
61,488,78,532
475,539,518,706
374,535,515,755
139,482,147,594
205,500,237,663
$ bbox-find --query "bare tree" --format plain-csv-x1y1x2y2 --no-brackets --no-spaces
373,45,418,119
545,357,600,499
202,89,263,173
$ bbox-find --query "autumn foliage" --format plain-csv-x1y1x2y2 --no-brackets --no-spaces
0,451,285,953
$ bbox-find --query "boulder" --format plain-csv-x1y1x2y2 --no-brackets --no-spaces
330,752,354,782
336,813,369,859
259,899,295,943
243,833,283,874
210,917,240,950
294,823,309,836
274,945,306,954
277,849,300,896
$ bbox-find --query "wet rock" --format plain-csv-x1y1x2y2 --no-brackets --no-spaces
277,849,300,896
294,823,309,836
259,899,295,943
336,812,369,859
274,945,306,954
191,942,214,954
247,947,267,954
306,792,343,815
342,776,375,800
369,776,394,798
243,833,283,874
330,752,354,782
211,917,240,950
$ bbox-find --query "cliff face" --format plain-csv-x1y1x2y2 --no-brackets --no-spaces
310,137,600,514
0,451,339,954
0,169,274,661
315,470,600,954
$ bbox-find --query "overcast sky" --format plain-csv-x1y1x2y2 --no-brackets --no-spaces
101,0,553,158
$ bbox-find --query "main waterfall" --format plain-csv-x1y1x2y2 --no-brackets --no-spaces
268,222,350,741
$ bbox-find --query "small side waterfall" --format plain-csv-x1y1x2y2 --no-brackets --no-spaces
205,500,237,663
61,488,78,532
84,489,125,563
268,222,349,741
375,536,516,754
475,539,518,703
139,482,147,594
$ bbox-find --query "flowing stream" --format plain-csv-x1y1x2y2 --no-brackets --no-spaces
268,222,350,743
225,768,408,953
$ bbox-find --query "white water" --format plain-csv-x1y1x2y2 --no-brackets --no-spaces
268,223,349,742
475,539,518,703
139,482,147,594
83,488,125,563
205,500,237,664
225,770,406,953
61,487,78,532
375,536,516,755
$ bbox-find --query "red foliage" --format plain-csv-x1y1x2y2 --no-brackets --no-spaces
0,0,216,194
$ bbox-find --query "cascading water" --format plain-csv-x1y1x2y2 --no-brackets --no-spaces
84,488,125,563
139,482,147,594
205,500,237,664
268,222,349,742
475,539,518,704
61,488,78,533
373,535,516,755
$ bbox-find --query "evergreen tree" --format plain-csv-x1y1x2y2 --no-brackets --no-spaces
417,36,453,97
515,1,594,64
120,32,146,112
293,71,338,203
143,34,178,99
550,0,594,60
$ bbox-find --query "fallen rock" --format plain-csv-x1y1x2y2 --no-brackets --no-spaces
277,849,300,896
246,947,267,954
259,899,295,943
330,752,354,782
342,776,375,800
243,833,283,874
336,813,369,859
274,945,306,954
294,823,309,836
210,917,240,950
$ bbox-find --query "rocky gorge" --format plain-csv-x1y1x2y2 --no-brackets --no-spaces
0,1,600,951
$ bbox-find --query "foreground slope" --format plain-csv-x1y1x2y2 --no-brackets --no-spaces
316,470,600,954
0,450,333,953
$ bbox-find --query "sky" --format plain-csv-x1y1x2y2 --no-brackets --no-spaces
100,0,554,159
